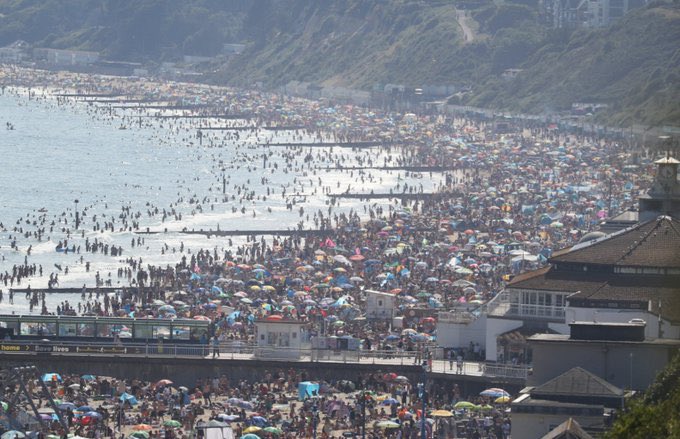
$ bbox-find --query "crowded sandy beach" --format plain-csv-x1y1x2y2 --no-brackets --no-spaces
0,65,655,438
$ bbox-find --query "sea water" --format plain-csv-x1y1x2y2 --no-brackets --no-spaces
0,88,446,314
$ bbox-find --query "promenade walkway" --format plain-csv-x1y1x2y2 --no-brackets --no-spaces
0,340,530,383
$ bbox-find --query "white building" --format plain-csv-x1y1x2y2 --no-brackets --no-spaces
43,49,99,65
483,157,680,362
436,310,487,350
254,317,306,360
365,290,397,320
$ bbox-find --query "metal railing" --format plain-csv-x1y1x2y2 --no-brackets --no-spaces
482,363,530,379
438,310,477,324
0,340,530,380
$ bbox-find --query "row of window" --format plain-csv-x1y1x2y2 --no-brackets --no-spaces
16,321,203,340
510,291,567,307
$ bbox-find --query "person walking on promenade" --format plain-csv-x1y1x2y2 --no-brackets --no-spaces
211,335,220,358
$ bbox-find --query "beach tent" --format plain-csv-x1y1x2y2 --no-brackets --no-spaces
120,393,138,405
297,381,319,400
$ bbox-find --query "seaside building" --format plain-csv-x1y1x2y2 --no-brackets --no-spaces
365,289,397,321
0,41,30,63
254,316,306,360
33,48,100,66
478,156,680,362
528,321,680,391
512,366,627,438
602,154,680,231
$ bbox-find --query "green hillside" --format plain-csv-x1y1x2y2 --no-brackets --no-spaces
218,0,545,88
466,3,680,127
0,0,678,127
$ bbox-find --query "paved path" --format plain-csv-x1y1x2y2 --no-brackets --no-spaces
456,10,476,43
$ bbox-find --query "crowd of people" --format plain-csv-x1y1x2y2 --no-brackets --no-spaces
2,369,513,439
0,65,659,438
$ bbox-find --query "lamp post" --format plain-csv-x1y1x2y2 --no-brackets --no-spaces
629,352,633,391
74,199,79,230
360,391,366,439
421,360,428,439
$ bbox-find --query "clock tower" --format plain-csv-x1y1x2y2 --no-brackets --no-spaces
639,155,680,222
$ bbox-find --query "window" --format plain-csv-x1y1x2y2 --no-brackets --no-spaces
97,324,117,338
172,325,191,340
58,323,77,337
152,325,170,339
133,324,151,339
21,321,56,336
378,300,383,307
78,322,95,337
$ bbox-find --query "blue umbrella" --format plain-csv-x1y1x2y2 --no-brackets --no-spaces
76,406,94,412
250,416,267,426
237,401,254,410
120,393,138,405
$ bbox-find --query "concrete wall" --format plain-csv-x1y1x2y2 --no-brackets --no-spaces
548,322,570,334
485,318,523,362
366,291,396,320
565,307,680,340
0,353,439,388
529,340,676,391
437,315,486,349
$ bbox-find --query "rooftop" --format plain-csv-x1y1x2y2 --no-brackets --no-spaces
541,418,594,439
506,267,680,321
531,367,624,399
550,216,680,268
655,156,680,165
528,334,680,346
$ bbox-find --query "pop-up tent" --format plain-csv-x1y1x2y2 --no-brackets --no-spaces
297,381,319,400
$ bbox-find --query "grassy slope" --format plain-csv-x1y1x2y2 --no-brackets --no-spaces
468,3,680,127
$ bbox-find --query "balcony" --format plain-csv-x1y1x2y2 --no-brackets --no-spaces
487,292,565,322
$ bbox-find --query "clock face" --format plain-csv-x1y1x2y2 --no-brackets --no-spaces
660,166,674,179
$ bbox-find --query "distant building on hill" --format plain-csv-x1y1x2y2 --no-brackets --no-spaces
223,43,246,55
547,0,648,28
0,40,30,62
34,48,99,66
